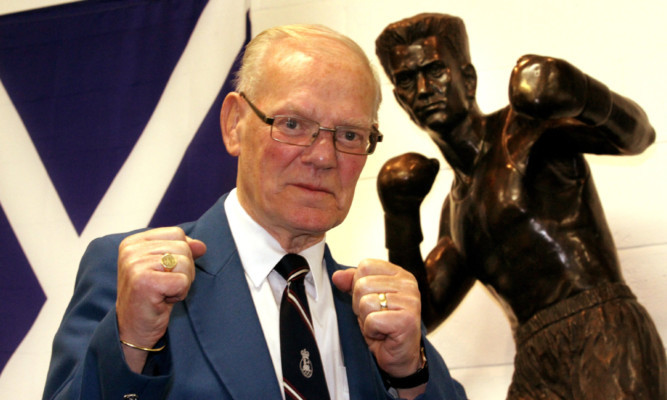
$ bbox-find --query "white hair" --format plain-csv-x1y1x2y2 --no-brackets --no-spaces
235,24,382,118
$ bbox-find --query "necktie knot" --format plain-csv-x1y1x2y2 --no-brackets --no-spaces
275,253,310,283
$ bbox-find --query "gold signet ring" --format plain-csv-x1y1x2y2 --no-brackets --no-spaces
378,292,388,310
161,253,177,271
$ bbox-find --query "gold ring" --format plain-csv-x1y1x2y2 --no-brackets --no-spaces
378,292,388,310
160,253,177,271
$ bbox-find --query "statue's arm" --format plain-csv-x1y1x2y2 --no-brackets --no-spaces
378,152,440,325
509,54,655,154
420,199,475,331
377,153,440,259
378,152,476,330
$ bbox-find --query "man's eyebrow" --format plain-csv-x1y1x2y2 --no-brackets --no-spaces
273,100,373,128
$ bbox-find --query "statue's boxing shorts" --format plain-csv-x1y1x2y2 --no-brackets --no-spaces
507,282,666,399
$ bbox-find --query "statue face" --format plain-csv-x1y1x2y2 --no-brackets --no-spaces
388,35,471,134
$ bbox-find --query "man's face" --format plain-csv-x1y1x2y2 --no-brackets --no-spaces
231,43,375,244
388,35,471,133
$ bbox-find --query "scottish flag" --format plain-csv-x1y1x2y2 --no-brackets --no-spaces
0,1,249,397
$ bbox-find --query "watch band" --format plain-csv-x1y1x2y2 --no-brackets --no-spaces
379,345,429,389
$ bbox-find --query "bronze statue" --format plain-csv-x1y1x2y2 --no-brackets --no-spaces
375,13,666,399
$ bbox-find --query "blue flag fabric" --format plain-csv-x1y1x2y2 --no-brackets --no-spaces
0,0,248,378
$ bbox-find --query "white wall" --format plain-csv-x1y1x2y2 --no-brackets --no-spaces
1,0,665,398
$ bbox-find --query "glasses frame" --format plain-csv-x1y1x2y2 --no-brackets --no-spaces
239,92,382,155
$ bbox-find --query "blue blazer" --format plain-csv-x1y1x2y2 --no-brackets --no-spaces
43,194,466,399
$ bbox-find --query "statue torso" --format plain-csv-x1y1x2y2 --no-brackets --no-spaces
443,109,623,323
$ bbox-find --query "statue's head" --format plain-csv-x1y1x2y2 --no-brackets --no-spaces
376,13,477,134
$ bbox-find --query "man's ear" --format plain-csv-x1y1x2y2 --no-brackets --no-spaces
221,92,241,156
461,63,477,100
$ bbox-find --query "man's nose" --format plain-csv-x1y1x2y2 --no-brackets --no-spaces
302,129,337,168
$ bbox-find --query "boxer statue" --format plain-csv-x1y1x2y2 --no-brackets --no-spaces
376,13,666,399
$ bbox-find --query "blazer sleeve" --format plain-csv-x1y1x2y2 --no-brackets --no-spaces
42,234,172,400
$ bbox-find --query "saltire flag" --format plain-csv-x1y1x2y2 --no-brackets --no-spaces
0,0,250,397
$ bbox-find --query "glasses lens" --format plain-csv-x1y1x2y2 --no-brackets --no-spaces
334,127,372,154
271,116,319,146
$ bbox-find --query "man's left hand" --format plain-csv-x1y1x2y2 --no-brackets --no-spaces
332,259,423,378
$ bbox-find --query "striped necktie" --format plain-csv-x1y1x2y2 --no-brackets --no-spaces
275,254,331,400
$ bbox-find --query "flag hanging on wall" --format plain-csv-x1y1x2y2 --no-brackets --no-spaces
0,0,250,396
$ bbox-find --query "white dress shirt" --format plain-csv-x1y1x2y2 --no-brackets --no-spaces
225,189,349,400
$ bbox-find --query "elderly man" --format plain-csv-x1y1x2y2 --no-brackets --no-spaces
375,13,665,399
43,24,466,400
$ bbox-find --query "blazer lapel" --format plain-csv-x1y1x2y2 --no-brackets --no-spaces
325,248,385,400
178,196,384,399
182,196,283,399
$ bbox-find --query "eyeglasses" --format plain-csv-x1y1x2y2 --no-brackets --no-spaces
240,92,382,155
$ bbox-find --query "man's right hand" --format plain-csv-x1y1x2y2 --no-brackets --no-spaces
115,227,206,372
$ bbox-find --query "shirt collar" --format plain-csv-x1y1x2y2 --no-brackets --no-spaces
224,189,326,299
